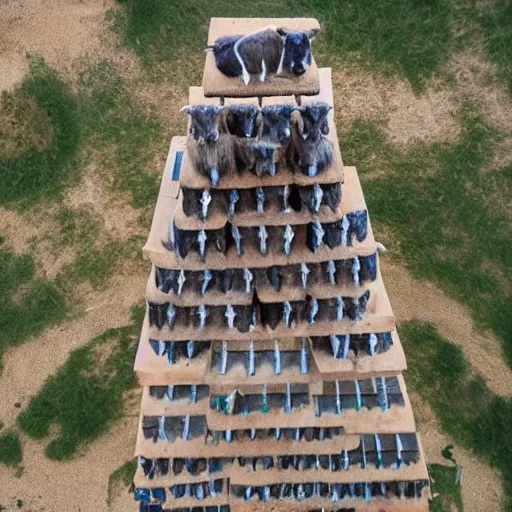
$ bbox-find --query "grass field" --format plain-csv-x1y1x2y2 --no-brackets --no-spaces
0,0,510,510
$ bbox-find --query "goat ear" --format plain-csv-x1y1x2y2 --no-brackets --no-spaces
276,27,288,37
308,28,319,40
180,105,192,114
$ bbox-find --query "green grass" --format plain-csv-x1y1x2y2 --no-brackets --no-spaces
53,207,144,289
478,0,512,93
0,57,80,207
0,431,23,467
429,463,463,512
0,242,67,372
402,322,512,511
108,459,137,505
111,0,452,90
304,0,453,91
343,109,512,364
76,60,164,208
17,304,144,460
1,57,164,211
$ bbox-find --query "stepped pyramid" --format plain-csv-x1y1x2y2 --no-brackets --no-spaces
132,17,430,512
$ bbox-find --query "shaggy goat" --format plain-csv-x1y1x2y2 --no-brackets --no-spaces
299,182,342,213
258,105,296,144
250,142,281,177
182,105,235,186
226,104,260,137
210,27,319,85
290,102,334,177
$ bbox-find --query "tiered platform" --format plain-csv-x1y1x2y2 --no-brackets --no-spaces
132,17,430,512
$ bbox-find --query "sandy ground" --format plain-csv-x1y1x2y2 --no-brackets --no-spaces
1,1,510,511
411,392,504,512
0,0,113,91
381,259,512,398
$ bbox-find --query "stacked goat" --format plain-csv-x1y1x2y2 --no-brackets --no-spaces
209,26,319,85
182,102,334,186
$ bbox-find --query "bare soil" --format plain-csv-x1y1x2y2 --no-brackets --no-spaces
411,391,504,512
381,259,512,398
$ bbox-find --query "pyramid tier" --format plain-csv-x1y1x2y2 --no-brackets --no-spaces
144,182,374,272
175,182,346,230
206,339,320,389
141,375,406,418
202,18,321,98
178,116,342,191
174,165,361,231
148,251,378,306
145,277,394,341
228,494,430,512
206,336,400,388
138,378,415,436
204,376,414,432
155,137,348,229
190,68,333,108
134,432,426,488
168,214,369,265
136,478,228,508
140,381,330,416
310,331,407,378
230,450,428,487
135,332,401,388
135,414,361,458
147,265,253,306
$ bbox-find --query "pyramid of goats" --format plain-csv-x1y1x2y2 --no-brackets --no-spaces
133,17,431,512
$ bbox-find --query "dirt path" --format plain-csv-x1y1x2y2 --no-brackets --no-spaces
0,414,139,512
411,391,503,512
381,258,512,397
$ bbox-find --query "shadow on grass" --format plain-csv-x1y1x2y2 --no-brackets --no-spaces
402,321,512,511
17,304,144,460
343,108,512,365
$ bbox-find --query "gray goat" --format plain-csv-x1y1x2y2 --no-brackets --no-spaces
210,27,319,85
182,105,235,186
290,102,334,177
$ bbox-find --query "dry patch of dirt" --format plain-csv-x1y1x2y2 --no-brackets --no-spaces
63,165,144,242
0,416,139,512
0,207,56,255
332,67,461,148
448,50,512,133
381,258,512,397
0,0,114,91
486,136,512,173
410,392,503,512
0,206,76,279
